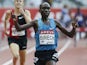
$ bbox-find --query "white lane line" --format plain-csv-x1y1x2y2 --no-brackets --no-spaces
2,60,12,65
58,39,72,57
2,46,35,65
26,46,35,54
0,46,9,52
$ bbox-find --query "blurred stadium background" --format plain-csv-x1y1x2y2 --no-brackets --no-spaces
0,0,87,65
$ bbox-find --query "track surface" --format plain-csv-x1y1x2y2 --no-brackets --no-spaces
0,38,87,65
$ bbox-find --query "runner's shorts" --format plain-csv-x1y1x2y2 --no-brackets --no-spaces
34,50,59,65
8,37,27,50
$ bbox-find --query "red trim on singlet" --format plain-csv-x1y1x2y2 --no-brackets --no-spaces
8,10,18,38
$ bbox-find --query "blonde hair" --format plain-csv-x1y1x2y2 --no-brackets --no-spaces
14,0,24,2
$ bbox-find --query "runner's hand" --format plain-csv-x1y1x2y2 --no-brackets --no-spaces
72,22,78,28
19,7,25,15
4,31,9,36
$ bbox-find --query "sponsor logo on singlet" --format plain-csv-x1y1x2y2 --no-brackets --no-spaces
18,16,24,19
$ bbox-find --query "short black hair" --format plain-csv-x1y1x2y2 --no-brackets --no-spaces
39,2,50,9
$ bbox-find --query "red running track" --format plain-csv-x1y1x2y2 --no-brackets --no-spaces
0,38,87,65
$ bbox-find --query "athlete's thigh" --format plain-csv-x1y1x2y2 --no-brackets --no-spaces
10,43,19,56
46,60,56,65
19,50,26,60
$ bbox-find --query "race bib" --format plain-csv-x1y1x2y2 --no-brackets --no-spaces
12,27,25,36
39,30,55,45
